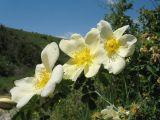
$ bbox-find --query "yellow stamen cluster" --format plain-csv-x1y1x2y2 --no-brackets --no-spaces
35,69,51,90
130,103,139,115
104,37,120,56
72,47,93,66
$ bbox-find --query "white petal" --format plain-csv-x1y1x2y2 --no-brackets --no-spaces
113,25,129,39
103,55,126,74
97,20,113,40
10,86,35,109
35,64,46,78
92,46,106,64
16,94,34,109
41,84,56,97
51,65,63,84
84,63,100,78
14,77,35,87
0,96,14,104
41,65,63,97
71,33,83,39
41,42,59,72
117,44,135,57
63,60,84,81
85,28,100,51
117,34,137,57
59,37,85,57
119,34,137,46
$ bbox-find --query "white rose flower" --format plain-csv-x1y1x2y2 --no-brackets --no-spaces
97,20,137,74
10,42,63,108
59,29,105,81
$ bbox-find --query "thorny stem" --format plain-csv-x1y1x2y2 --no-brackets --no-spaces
123,77,129,103
95,91,118,110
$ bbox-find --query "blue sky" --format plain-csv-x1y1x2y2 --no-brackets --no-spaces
0,0,155,38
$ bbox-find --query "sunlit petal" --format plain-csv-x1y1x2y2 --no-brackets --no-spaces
41,42,59,72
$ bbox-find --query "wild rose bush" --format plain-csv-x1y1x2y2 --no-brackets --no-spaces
0,19,159,120
2,20,135,118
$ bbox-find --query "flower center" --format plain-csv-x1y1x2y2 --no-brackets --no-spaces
72,47,93,66
35,69,51,90
104,37,120,56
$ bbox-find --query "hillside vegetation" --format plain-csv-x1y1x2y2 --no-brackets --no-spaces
0,25,63,93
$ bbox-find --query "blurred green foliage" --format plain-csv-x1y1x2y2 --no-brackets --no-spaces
139,6,160,33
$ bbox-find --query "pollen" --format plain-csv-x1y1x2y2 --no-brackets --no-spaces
104,37,120,56
72,47,93,66
35,69,51,90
